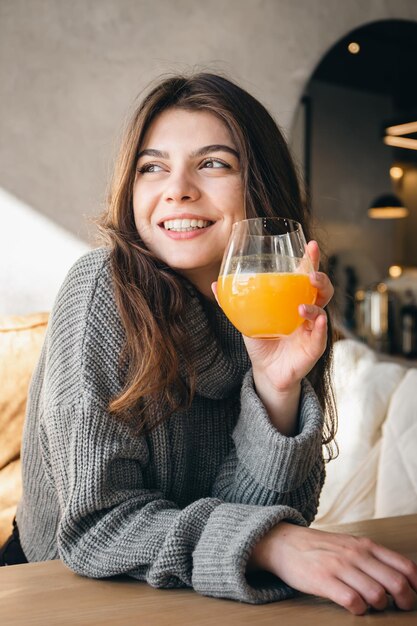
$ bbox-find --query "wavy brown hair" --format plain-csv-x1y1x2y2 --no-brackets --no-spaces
96,72,337,458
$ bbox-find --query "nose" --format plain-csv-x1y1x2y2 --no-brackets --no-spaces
163,170,201,204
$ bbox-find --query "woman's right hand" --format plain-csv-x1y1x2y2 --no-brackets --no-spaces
248,522,417,615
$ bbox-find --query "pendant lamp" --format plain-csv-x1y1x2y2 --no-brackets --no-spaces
368,193,409,219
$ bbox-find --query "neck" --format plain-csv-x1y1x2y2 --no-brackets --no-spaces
178,265,219,301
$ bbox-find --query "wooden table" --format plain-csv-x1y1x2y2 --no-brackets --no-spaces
1,515,416,625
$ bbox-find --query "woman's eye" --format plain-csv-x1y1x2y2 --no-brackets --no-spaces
201,158,230,169
138,163,164,174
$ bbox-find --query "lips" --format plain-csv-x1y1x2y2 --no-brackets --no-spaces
157,214,215,233
163,218,213,232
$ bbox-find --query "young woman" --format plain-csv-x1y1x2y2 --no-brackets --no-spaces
2,73,416,614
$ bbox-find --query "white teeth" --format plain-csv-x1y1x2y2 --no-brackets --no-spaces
163,218,212,231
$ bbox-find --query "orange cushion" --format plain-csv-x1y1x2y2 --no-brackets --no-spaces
0,312,49,544
0,312,49,469
0,459,22,545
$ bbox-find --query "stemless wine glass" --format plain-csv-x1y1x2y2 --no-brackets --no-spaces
217,217,317,338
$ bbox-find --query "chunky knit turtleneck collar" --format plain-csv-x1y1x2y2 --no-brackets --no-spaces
47,246,250,406
181,281,251,400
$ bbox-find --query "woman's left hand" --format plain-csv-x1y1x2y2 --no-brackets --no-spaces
213,240,333,434
240,240,333,394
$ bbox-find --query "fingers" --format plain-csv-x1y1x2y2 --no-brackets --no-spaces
335,538,417,613
298,304,328,357
299,304,327,329
211,281,219,306
338,567,389,613
359,557,417,611
357,542,417,611
306,240,334,308
327,568,405,615
309,271,334,308
317,542,417,615
323,578,369,615
306,240,320,272
371,541,417,593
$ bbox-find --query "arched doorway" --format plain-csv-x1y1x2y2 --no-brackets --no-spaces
291,19,417,355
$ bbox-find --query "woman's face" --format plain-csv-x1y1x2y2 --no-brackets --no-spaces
133,108,245,296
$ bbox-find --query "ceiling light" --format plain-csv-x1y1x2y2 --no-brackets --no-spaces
383,135,417,150
368,194,409,219
390,166,404,180
385,121,417,136
389,265,403,278
348,42,360,54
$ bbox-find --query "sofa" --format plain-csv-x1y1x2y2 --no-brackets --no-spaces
313,338,417,526
0,312,49,545
1,313,416,545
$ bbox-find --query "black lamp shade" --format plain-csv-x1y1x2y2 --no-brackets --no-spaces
368,193,408,219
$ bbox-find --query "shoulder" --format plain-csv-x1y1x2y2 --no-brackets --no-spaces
44,247,125,405
49,247,115,347
56,247,112,299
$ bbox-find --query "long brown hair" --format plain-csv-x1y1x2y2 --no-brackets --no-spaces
96,72,337,457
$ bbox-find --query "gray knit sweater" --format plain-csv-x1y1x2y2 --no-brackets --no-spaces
17,247,325,604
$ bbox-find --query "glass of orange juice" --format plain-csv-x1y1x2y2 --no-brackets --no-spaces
217,217,317,338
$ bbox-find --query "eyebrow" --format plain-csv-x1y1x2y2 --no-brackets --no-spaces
137,144,240,160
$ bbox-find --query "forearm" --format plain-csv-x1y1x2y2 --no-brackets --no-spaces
213,373,325,517
247,520,293,573
252,370,301,436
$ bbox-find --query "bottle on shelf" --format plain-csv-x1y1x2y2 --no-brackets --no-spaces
400,289,417,358
360,282,393,353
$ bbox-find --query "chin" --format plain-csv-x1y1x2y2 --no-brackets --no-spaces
170,261,208,272
171,259,220,276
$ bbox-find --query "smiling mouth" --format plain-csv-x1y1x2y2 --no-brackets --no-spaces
161,218,214,232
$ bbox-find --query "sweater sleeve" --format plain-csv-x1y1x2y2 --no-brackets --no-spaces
39,398,309,604
212,371,325,524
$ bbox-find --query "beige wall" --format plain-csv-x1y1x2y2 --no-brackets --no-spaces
1,0,417,313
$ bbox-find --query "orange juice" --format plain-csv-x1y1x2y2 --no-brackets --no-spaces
217,272,317,337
